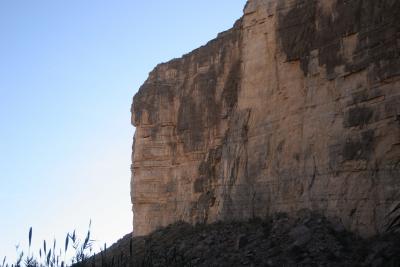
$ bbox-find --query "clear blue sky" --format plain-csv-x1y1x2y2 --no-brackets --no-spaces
0,0,246,262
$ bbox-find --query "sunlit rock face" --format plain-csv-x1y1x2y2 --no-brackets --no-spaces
131,0,400,237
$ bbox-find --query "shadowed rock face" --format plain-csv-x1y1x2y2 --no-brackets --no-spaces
131,0,400,237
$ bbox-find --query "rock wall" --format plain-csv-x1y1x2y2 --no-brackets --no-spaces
131,0,400,237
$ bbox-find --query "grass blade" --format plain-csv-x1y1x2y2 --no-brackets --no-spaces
47,249,51,266
65,233,69,253
28,227,33,248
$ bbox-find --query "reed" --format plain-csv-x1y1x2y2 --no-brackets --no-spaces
1,221,98,267
1,221,140,267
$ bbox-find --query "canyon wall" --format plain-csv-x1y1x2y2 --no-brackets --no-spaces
131,0,400,237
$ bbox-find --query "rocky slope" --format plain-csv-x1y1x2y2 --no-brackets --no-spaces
94,211,400,267
131,0,400,237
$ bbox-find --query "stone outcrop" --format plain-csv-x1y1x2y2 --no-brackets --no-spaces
131,0,400,237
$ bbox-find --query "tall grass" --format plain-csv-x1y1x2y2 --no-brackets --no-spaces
0,222,95,267
1,223,160,267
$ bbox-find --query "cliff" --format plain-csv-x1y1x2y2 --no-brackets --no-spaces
131,0,400,237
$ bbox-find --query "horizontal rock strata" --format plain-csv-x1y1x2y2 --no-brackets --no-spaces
131,0,400,237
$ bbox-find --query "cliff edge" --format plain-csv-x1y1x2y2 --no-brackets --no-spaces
131,0,400,237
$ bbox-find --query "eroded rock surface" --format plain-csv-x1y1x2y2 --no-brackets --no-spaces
131,0,400,237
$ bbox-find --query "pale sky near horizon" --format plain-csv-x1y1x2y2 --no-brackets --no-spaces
0,0,246,263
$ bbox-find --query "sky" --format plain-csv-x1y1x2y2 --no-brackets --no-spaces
0,0,246,263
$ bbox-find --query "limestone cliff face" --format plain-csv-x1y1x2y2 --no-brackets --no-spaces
131,0,400,237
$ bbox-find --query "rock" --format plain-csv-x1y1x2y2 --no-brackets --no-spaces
131,0,400,237
265,259,274,266
90,214,400,267
289,225,312,247
372,257,384,267
366,241,391,263
332,218,346,234
236,235,249,250
266,246,281,258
